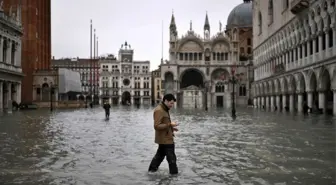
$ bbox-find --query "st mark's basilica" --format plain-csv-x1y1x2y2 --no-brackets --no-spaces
160,1,254,108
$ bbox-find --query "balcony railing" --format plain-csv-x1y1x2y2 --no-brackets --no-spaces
0,12,22,31
0,62,22,74
291,0,309,14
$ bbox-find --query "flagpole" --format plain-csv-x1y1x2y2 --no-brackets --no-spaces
90,20,93,97
94,29,97,103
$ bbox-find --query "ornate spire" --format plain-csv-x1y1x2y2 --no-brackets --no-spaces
169,11,176,29
204,12,210,31
189,20,192,31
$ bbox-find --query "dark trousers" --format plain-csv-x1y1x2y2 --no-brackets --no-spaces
148,144,178,174
105,110,110,118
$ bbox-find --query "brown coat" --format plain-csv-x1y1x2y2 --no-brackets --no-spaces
153,103,174,144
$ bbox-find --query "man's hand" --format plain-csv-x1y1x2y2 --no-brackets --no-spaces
173,127,178,132
170,122,178,127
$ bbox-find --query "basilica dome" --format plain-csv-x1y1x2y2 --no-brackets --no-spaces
226,2,252,30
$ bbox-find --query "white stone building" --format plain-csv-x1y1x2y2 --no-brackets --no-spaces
252,0,336,115
99,42,151,105
0,6,23,111
160,2,254,109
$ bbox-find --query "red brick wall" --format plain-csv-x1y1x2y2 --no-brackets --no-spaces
3,0,51,103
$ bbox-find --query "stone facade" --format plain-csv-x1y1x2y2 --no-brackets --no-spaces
161,2,254,109
0,4,23,111
2,0,51,103
32,70,58,103
99,42,151,105
252,0,336,115
151,66,161,105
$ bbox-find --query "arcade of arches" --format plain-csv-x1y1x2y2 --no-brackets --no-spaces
162,67,249,108
0,80,21,110
253,68,336,115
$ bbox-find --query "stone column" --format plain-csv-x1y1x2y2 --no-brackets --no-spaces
318,91,326,112
17,83,21,103
0,37,3,62
307,41,311,62
325,29,329,51
312,38,316,57
293,48,297,67
7,82,12,109
307,91,313,109
297,93,303,113
318,34,323,54
0,81,3,110
261,96,265,108
265,96,269,109
289,94,294,112
271,95,275,110
55,89,58,102
333,90,336,116
276,95,280,111
253,98,257,108
16,43,21,66
282,94,287,110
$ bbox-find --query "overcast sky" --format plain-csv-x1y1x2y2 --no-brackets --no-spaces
51,0,242,70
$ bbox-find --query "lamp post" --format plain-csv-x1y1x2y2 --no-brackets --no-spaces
50,82,54,111
204,81,209,111
225,66,241,118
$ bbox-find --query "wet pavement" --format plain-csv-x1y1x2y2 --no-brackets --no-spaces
0,107,335,185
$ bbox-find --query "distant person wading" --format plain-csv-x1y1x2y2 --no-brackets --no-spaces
103,101,111,118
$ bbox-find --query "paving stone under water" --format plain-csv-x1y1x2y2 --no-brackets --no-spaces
0,107,335,185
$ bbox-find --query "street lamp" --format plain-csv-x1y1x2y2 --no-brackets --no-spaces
204,81,210,111
224,66,241,118
50,82,55,111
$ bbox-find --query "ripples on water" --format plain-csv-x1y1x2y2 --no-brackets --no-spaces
0,107,335,185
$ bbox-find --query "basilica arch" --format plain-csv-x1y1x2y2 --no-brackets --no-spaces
179,68,205,108
163,71,174,95
179,68,205,89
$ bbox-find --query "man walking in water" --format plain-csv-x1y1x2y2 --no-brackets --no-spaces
103,101,111,119
148,94,179,175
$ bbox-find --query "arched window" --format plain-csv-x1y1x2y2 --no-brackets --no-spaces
239,85,246,96
215,82,225,93
268,0,273,25
258,12,262,34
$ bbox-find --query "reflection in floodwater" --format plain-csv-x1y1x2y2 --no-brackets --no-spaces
0,107,335,185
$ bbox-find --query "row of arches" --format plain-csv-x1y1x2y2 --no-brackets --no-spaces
254,67,336,115
254,0,335,66
162,67,250,108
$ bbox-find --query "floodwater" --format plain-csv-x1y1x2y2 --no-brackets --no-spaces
0,107,335,185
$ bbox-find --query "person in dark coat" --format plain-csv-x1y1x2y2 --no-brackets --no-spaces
148,94,179,175
103,101,111,118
